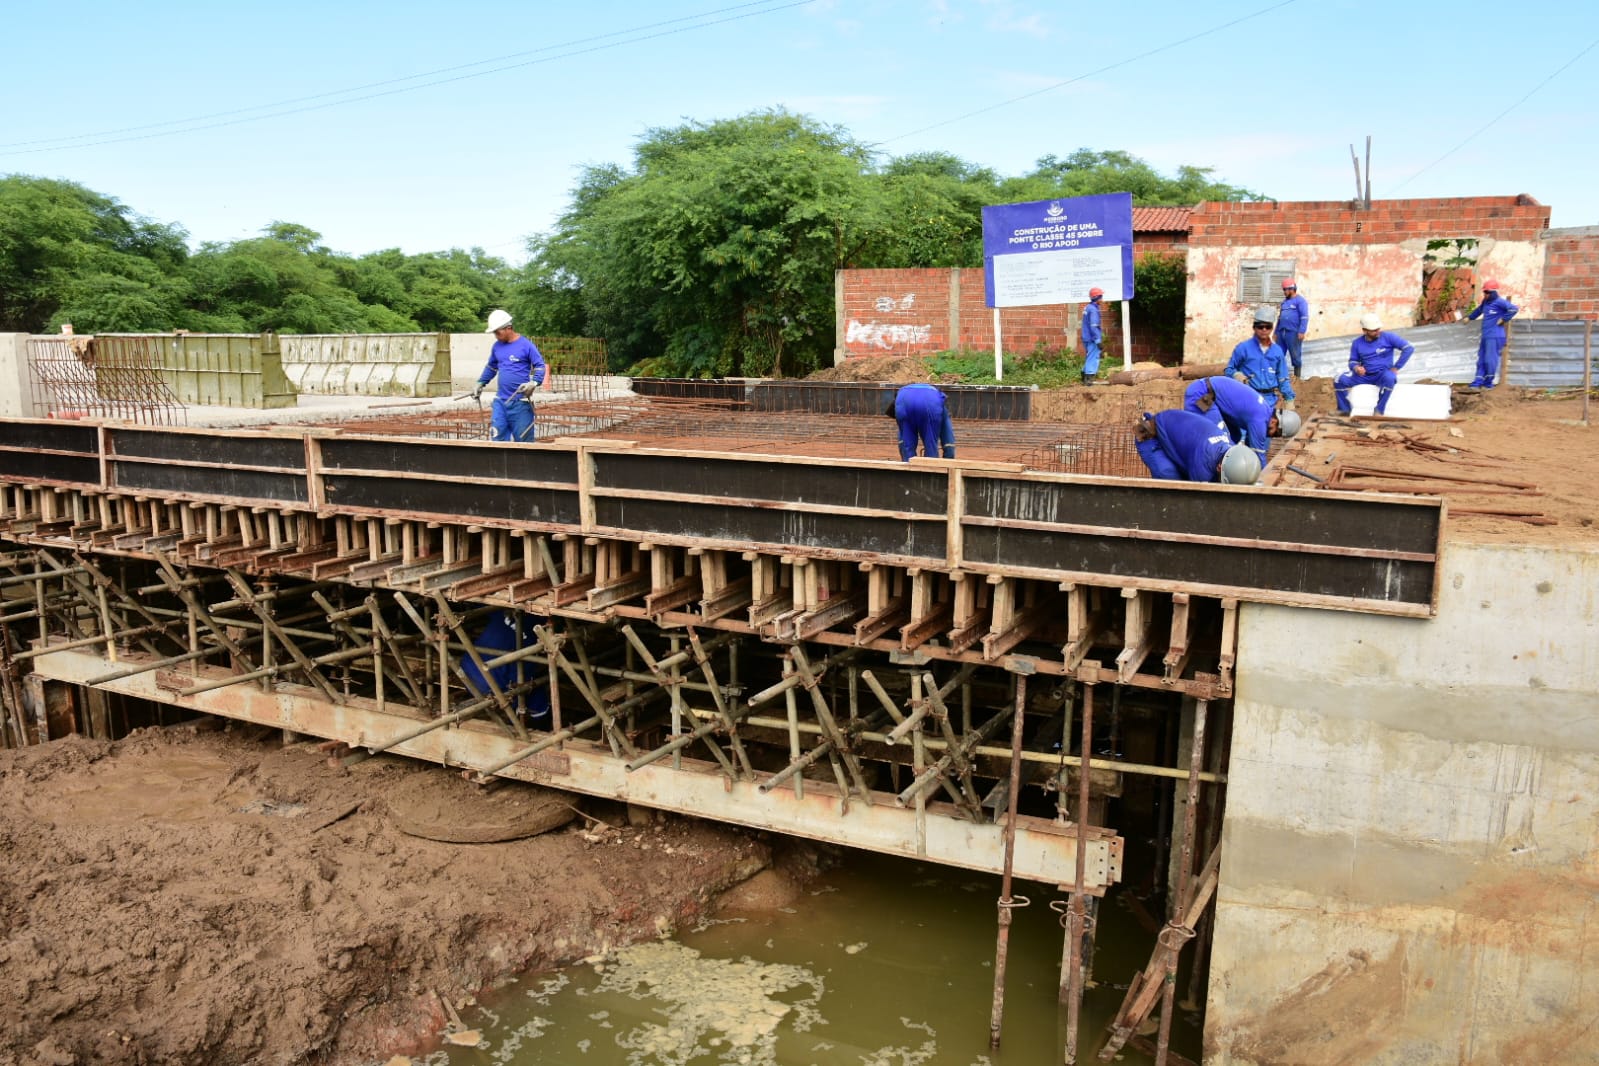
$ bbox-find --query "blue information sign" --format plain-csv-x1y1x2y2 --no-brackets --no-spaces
981,193,1135,308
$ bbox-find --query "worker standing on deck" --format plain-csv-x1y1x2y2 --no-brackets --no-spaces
1276,279,1309,378
1134,409,1261,485
475,309,550,443
1224,309,1296,409
1182,375,1300,466
886,383,955,460
1080,288,1105,385
1467,280,1519,389
1334,314,1415,416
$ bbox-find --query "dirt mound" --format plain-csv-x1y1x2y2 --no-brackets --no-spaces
0,726,770,1066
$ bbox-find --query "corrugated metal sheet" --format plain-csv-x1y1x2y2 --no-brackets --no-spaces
1503,320,1595,389
1299,319,1594,387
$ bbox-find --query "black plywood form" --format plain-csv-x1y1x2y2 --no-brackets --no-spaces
595,453,948,515
627,379,1033,420
965,478,1441,555
0,421,97,454
111,429,305,471
0,451,100,485
595,498,947,560
320,438,579,485
324,475,580,526
112,461,309,503
962,526,1434,606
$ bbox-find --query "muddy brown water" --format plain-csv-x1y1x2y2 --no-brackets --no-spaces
411,851,1201,1065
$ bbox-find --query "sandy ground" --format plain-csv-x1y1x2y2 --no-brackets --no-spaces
0,724,772,1066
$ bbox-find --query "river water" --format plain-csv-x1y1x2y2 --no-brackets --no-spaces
411,849,1202,1066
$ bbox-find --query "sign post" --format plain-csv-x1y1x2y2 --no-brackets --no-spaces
981,193,1136,379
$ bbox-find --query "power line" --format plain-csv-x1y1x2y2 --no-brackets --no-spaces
1392,36,1599,191
870,0,1300,148
0,0,814,157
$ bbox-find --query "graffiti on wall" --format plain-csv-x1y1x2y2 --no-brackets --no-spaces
847,293,931,352
846,319,933,351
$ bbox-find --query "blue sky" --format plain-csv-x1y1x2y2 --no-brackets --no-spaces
4,1,1596,260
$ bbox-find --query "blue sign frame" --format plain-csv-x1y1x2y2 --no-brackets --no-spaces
981,193,1135,307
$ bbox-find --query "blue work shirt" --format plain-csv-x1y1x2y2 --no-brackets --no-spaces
1152,409,1231,483
1081,300,1103,345
1348,331,1415,375
478,336,547,403
1467,294,1518,336
1277,293,1309,335
1224,337,1296,402
1184,376,1272,460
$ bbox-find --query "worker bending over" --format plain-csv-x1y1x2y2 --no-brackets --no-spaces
1466,280,1518,389
1335,314,1414,416
1135,409,1261,485
886,383,955,461
475,309,550,442
1225,308,1296,410
1183,375,1301,466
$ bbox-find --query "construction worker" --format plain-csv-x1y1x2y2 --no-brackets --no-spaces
1466,279,1519,389
475,309,550,442
1134,409,1261,485
886,383,954,460
1224,308,1296,409
1276,279,1309,377
1182,375,1301,466
462,609,552,729
1080,288,1105,384
1335,314,1415,416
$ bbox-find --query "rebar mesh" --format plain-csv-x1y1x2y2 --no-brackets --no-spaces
304,393,1145,476
529,336,611,403
26,336,187,425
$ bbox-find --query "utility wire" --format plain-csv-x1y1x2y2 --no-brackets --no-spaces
0,0,814,157
871,0,1299,147
1392,36,1599,191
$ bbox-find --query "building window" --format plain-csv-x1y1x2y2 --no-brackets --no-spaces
1237,259,1296,305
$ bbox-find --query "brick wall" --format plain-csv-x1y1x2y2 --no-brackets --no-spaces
1182,195,1554,361
1186,196,1551,247
1541,227,1599,318
837,237,1187,367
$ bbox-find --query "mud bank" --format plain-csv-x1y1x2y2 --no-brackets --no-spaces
0,725,771,1066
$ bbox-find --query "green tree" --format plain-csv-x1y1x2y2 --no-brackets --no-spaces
1004,149,1264,205
0,175,189,332
536,110,881,377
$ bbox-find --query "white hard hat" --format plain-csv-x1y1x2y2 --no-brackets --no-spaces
1359,313,1382,331
486,309,513,333
1219,444,1261,485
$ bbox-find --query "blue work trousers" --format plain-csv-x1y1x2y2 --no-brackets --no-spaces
1275,330,1304,377
490,396,536,442
1472,333,1506,388
1136,436,1184,481
1334,369,1397,415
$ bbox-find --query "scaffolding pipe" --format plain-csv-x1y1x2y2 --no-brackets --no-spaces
988,674,1029,1049
1064,682,1096,1063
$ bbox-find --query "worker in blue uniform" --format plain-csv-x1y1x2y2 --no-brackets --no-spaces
1080,287,1105,384
1224,310,1296,409
1335,314,1415,416
1466,279,1519,389
1182,375,1298,465
461,609,552,728
887,383,954,461
1276,279,1310,377
1134,409,1260,484
475,309,550,442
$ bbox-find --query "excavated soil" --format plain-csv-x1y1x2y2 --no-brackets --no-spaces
0,724,773,1066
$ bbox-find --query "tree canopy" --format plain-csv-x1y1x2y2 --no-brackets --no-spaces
2,120,1265,376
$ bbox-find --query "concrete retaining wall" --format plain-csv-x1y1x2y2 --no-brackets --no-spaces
1208,541,1599,1063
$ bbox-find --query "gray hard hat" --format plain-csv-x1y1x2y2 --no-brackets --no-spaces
1254,306,1278,326
1277,410,1302,437
1219,444,1262,485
